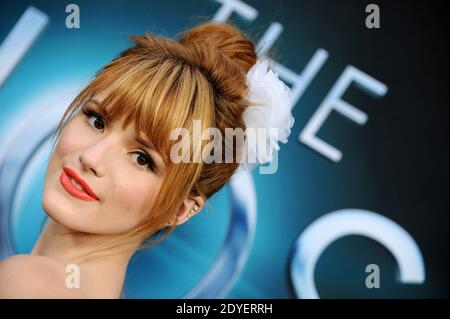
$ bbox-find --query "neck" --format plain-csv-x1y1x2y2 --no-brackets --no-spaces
31,218,140,297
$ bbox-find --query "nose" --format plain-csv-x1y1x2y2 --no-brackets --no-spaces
79,154,101,176
78,134,115,177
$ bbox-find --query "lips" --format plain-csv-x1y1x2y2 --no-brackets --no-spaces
60,166,99,201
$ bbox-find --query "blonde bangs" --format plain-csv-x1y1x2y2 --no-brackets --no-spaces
56,54,215,169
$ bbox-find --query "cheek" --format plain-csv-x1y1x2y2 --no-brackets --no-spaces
108,175,159,224
56,120,89,155
44,120,86,184
42,124,79,196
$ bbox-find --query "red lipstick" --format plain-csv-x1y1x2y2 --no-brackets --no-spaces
59,167,99,201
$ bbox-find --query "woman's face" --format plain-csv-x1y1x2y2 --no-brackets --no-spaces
42,88,166,234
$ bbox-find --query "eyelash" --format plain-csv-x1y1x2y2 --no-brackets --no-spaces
81,106,158,174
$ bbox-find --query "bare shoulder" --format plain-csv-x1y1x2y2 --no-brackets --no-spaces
0,254,87,298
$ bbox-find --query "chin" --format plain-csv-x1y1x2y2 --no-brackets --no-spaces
41,184,93,234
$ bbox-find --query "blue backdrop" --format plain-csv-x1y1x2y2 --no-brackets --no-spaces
0,0,448,298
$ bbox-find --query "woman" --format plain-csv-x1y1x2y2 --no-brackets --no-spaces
0,21,293,298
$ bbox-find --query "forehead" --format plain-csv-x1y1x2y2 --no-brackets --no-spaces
92,87,112,102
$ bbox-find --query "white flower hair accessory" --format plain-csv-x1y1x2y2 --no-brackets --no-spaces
236,58,295,174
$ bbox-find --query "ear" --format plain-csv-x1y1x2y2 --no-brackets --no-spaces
165,196,205,227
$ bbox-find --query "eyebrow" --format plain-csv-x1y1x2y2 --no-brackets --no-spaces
136,135,155,151
88,98,111,121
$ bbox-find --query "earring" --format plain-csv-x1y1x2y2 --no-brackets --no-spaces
187,204,199,218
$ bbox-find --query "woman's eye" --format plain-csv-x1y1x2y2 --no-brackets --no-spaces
131,152,158,173
82,106,157,174
82,108,105,130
